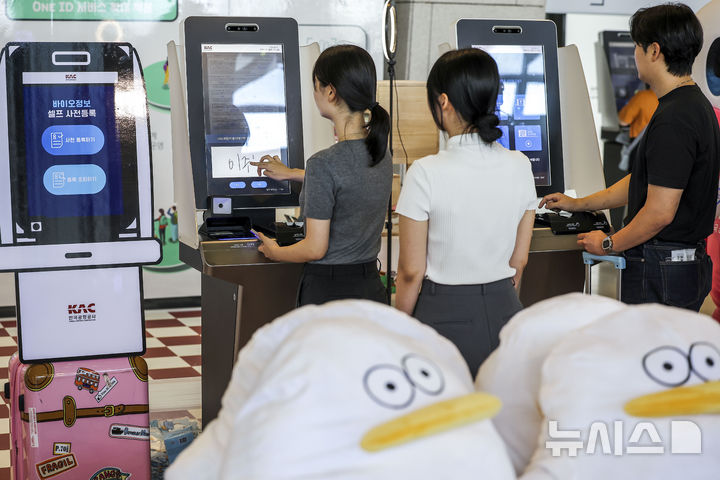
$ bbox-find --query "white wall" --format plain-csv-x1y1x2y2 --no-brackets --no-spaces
548,0,710,14
396,0,546,80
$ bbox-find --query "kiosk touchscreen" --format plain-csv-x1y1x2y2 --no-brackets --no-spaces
601,31,644,114
456,19,564,197
0,42,160,271
184,17,304,214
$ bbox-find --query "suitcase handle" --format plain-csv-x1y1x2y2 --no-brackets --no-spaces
582,252,626,270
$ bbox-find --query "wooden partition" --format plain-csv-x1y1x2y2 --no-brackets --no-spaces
377,80,439,205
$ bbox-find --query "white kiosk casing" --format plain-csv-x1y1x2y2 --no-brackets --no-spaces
693,1,720,111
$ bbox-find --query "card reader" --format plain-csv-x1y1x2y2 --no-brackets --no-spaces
535,211,611,235
199,216,254,241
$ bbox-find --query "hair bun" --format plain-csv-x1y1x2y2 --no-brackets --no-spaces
475,113,502,143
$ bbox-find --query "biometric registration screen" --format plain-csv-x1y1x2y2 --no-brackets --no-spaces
475,44,551,187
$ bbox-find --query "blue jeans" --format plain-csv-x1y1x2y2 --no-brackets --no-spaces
621,239,712,311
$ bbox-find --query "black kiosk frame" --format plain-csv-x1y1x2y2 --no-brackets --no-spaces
180,17,305,426
456,19,564,198
185,16,304,234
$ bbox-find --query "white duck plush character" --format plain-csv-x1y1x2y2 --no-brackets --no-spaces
479,293,720,479
476,293,625,473
165,299,516,480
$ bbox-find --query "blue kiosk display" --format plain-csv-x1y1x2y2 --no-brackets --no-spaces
174,17,307,426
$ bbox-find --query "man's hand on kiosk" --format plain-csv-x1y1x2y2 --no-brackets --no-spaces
577,230,607,256
252,229,279,260
539,193,580,212
250,155,296,181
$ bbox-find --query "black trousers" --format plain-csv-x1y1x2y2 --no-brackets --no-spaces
298,261,388,307
413,278,523,377
622,239,712,311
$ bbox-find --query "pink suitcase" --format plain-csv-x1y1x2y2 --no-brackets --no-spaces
5,354,151,479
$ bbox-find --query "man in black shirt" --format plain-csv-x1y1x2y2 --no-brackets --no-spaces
539,3,720,311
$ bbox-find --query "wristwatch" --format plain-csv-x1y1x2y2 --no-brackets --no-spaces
601,235,614,254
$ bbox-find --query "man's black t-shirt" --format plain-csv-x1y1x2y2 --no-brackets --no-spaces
626,85,720,243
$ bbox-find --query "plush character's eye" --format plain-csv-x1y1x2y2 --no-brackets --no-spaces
689,342,720,382
402,354,444,395
363,365,414,409
642,346,691,387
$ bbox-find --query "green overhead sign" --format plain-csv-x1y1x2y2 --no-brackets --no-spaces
6,0,178,21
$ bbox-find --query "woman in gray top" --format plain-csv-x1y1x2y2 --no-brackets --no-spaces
253,45,392,306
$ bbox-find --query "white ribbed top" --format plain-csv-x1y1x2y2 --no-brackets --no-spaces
396,133,537,285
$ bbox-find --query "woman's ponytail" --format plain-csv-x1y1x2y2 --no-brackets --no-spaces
313,45,390,166
366,102,390,166
473,112,502,143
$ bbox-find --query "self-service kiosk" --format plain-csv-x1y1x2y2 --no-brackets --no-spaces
0,42,160,362
456,19,608,305
596,31,641,231
169,17,319,426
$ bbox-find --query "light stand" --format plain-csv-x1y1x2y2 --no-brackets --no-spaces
382,0,397,304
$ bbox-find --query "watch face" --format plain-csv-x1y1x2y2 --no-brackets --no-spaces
602,237,612,250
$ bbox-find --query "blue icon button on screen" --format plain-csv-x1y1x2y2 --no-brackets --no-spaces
43,164,107,195
41,125,105,156
514,125,542,152
229,181,246,189
498,126,510,149
251,181,268,189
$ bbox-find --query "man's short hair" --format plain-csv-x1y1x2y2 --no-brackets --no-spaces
630,3,703,77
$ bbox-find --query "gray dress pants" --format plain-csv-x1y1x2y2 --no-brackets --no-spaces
413,277,523,377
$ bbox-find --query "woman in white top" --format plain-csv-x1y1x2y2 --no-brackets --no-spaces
395,48,537,375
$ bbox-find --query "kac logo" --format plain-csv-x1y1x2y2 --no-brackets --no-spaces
67,302,97,323
64,73,77,81
67,303,95,314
